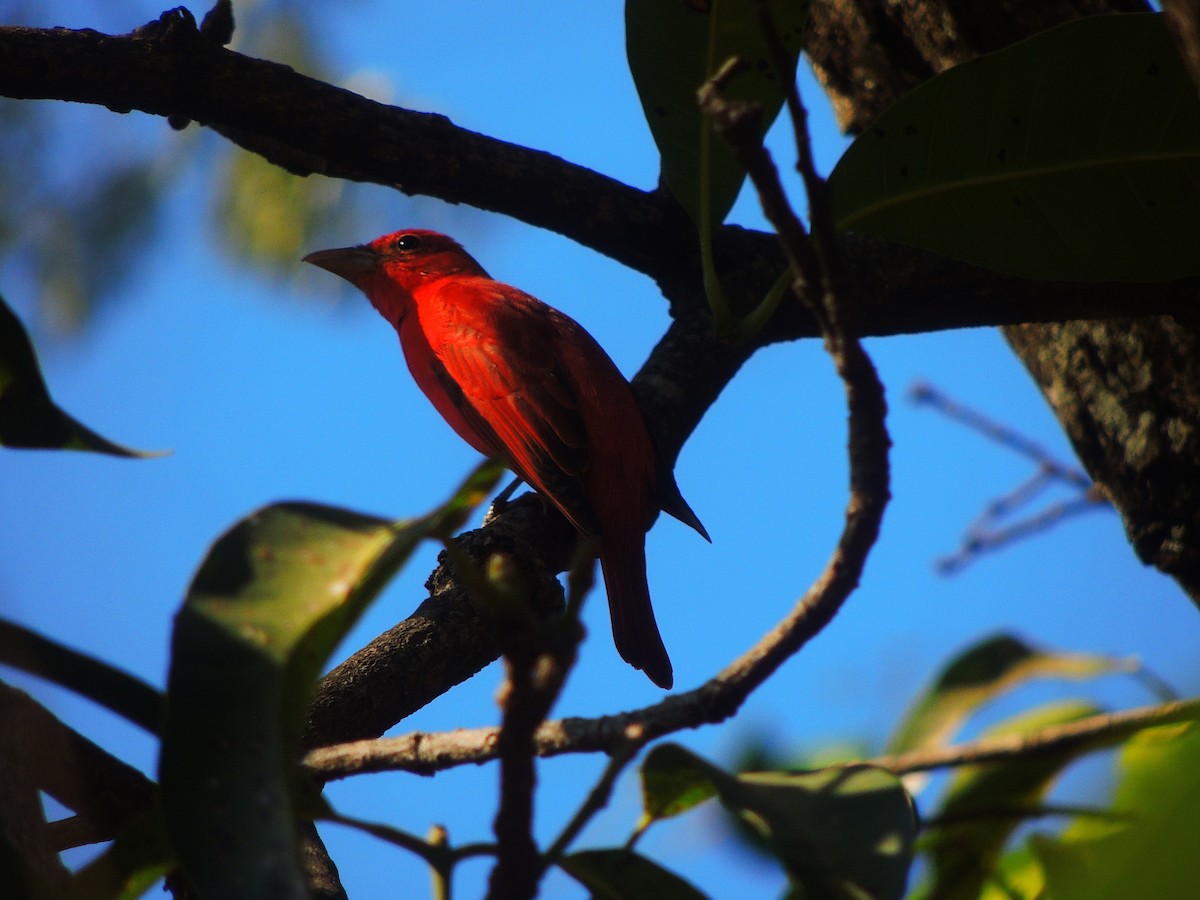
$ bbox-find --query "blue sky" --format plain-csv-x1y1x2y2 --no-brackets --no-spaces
2,3,1195,897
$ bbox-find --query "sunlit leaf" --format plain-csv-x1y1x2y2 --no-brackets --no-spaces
626,0,809,228
0,294,163,456
1030,721,1200,900
159,461,503,900
640,742,720,821
887,633,1134,755
560,849,707,900
829,13,1200,282
640,743,915,899
920,701,1101,900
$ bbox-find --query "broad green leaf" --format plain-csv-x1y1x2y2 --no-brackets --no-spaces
560,849,708,900
0,618,163,735
828,13,1200,282
978,842,1046,900
921,701,1100,900
626,0,809,228
640,742,720,821
640,743,915,899
723,732,871,861
0,295,162,456
888,633,1133,755
1030,721,1200,900
159,461,502,900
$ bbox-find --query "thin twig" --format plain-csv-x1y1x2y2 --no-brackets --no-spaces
486,549,586,900
922,802,1134,831
910,382,1091,488
911,382,1110,572
868,696,1200,775
541,737,644,872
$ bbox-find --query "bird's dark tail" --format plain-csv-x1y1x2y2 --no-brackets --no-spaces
600,536,674,689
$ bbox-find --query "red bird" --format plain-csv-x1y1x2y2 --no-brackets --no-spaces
304,230,708,688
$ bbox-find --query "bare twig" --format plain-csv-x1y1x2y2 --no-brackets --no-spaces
869,696,1200,775
485,551,587,899
910,382,1110,573
911,382,1091,488
921,803,1134,830
541,736,644,872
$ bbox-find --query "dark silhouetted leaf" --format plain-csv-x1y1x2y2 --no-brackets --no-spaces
560,849,707,900
829,13,1200,282
626,0,809,228
640,743,916,899
0,294,162,456
0,618,163,735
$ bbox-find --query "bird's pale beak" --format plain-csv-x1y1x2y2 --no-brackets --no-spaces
302,245,378,283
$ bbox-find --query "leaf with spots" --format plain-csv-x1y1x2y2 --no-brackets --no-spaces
828,13,1200,282
159,460,503,900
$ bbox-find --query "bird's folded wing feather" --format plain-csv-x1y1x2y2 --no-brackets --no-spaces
428,281,602,537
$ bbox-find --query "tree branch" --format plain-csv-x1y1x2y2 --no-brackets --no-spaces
0,19,1194,341
869,697,1200,774
0,679,157,849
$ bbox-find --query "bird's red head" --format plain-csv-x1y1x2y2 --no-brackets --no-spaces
303,229,488,321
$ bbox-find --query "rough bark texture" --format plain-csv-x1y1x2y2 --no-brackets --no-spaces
1006,319,1200,595
804,0,1200,604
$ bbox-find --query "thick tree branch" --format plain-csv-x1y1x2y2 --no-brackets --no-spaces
0,16,695,284
0,18,1194,343
0,680,157,851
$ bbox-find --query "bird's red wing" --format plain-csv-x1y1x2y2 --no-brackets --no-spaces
424,280,603,537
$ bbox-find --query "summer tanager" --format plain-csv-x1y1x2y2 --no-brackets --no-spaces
304,230,708,688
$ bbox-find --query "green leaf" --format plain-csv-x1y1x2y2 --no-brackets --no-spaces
828,13,1200,282
1030,721,1200,900
0,618,163,735
159,461,502,900
887,633,1134,754
920,701,1101,900
640,744,916,899
0,295,163,456
640,743,720,821
626,0,809,228
560,849,708,900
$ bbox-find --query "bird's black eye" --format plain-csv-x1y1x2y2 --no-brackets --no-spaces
393,234,422,251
